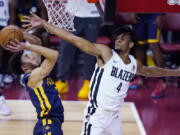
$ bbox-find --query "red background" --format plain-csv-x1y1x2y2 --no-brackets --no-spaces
116,0,180,12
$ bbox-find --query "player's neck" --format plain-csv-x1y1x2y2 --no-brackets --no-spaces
118,51,130,64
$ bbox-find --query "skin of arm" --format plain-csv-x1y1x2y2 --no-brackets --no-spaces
137,60,180,77
42,21,113,67
25,44,59,88
23,32,42,45
7,41,59,88
22,14,112,66
42,20,102,57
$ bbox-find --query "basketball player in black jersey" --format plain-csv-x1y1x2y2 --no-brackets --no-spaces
7,33,64,135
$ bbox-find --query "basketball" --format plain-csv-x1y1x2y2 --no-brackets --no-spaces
0,25,23,48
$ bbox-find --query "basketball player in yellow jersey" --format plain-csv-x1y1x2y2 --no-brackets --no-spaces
23,14,180,135
6,32,64,135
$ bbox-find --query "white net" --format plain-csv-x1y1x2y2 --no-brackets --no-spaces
42,0,78,31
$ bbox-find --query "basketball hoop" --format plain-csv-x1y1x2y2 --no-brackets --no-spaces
42,0,79,31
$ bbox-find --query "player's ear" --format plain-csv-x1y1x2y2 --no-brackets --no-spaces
21,64,28,72
129,42,134,48
21,65,25,72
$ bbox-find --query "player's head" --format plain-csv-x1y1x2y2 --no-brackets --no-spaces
9,51,41,75
112,26,135,53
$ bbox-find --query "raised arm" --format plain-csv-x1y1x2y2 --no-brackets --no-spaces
43,22,102,56
137,60,180,77
7,40,58,88
23,32,42,45
22,14,112,65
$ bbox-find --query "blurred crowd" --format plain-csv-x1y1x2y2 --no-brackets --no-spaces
0,0,179,116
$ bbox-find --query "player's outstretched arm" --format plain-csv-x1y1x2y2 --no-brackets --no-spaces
7,40,59,88
21,14,112,61
23,32,42,45
137,60,180,77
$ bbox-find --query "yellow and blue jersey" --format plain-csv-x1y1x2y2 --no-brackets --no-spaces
22,73,64,122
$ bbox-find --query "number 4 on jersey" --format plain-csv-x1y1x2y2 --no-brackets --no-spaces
117,82,122,93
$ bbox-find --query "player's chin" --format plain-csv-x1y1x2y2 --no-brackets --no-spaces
114,45,121,49
114,46,121,50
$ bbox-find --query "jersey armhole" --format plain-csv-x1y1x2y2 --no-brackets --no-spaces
96,51,113,69
21,73,31,87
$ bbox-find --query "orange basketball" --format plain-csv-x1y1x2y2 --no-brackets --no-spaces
0,25,23,48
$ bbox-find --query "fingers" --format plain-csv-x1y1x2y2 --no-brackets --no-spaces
21,22,31,31
5,39,25,52
30,12,39,19
23,15,32,20
7,44,19,50
4,47,17,53
21,19,29,24
25,26,34,32
14,39,20,44
6,45,20,52
21,14,43,32
9,39,21,48
4,47,12,51
21,19,31,25
22,15,32,23
22,23,34,32
22,17,37,31
9,40,18,46
22,14,40,22
22,16,32,31
22,23,32,28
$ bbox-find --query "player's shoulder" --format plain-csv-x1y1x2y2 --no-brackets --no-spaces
27,67,45,89
128,55,138,66
95,43,112,56
20,73,31,87
95,43,111,49
95,43,113,64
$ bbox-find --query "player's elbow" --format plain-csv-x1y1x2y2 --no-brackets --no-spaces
54,51,59,60
50,51,59,61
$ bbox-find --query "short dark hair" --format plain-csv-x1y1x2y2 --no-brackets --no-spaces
112,26,136,43
9,51,24,75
